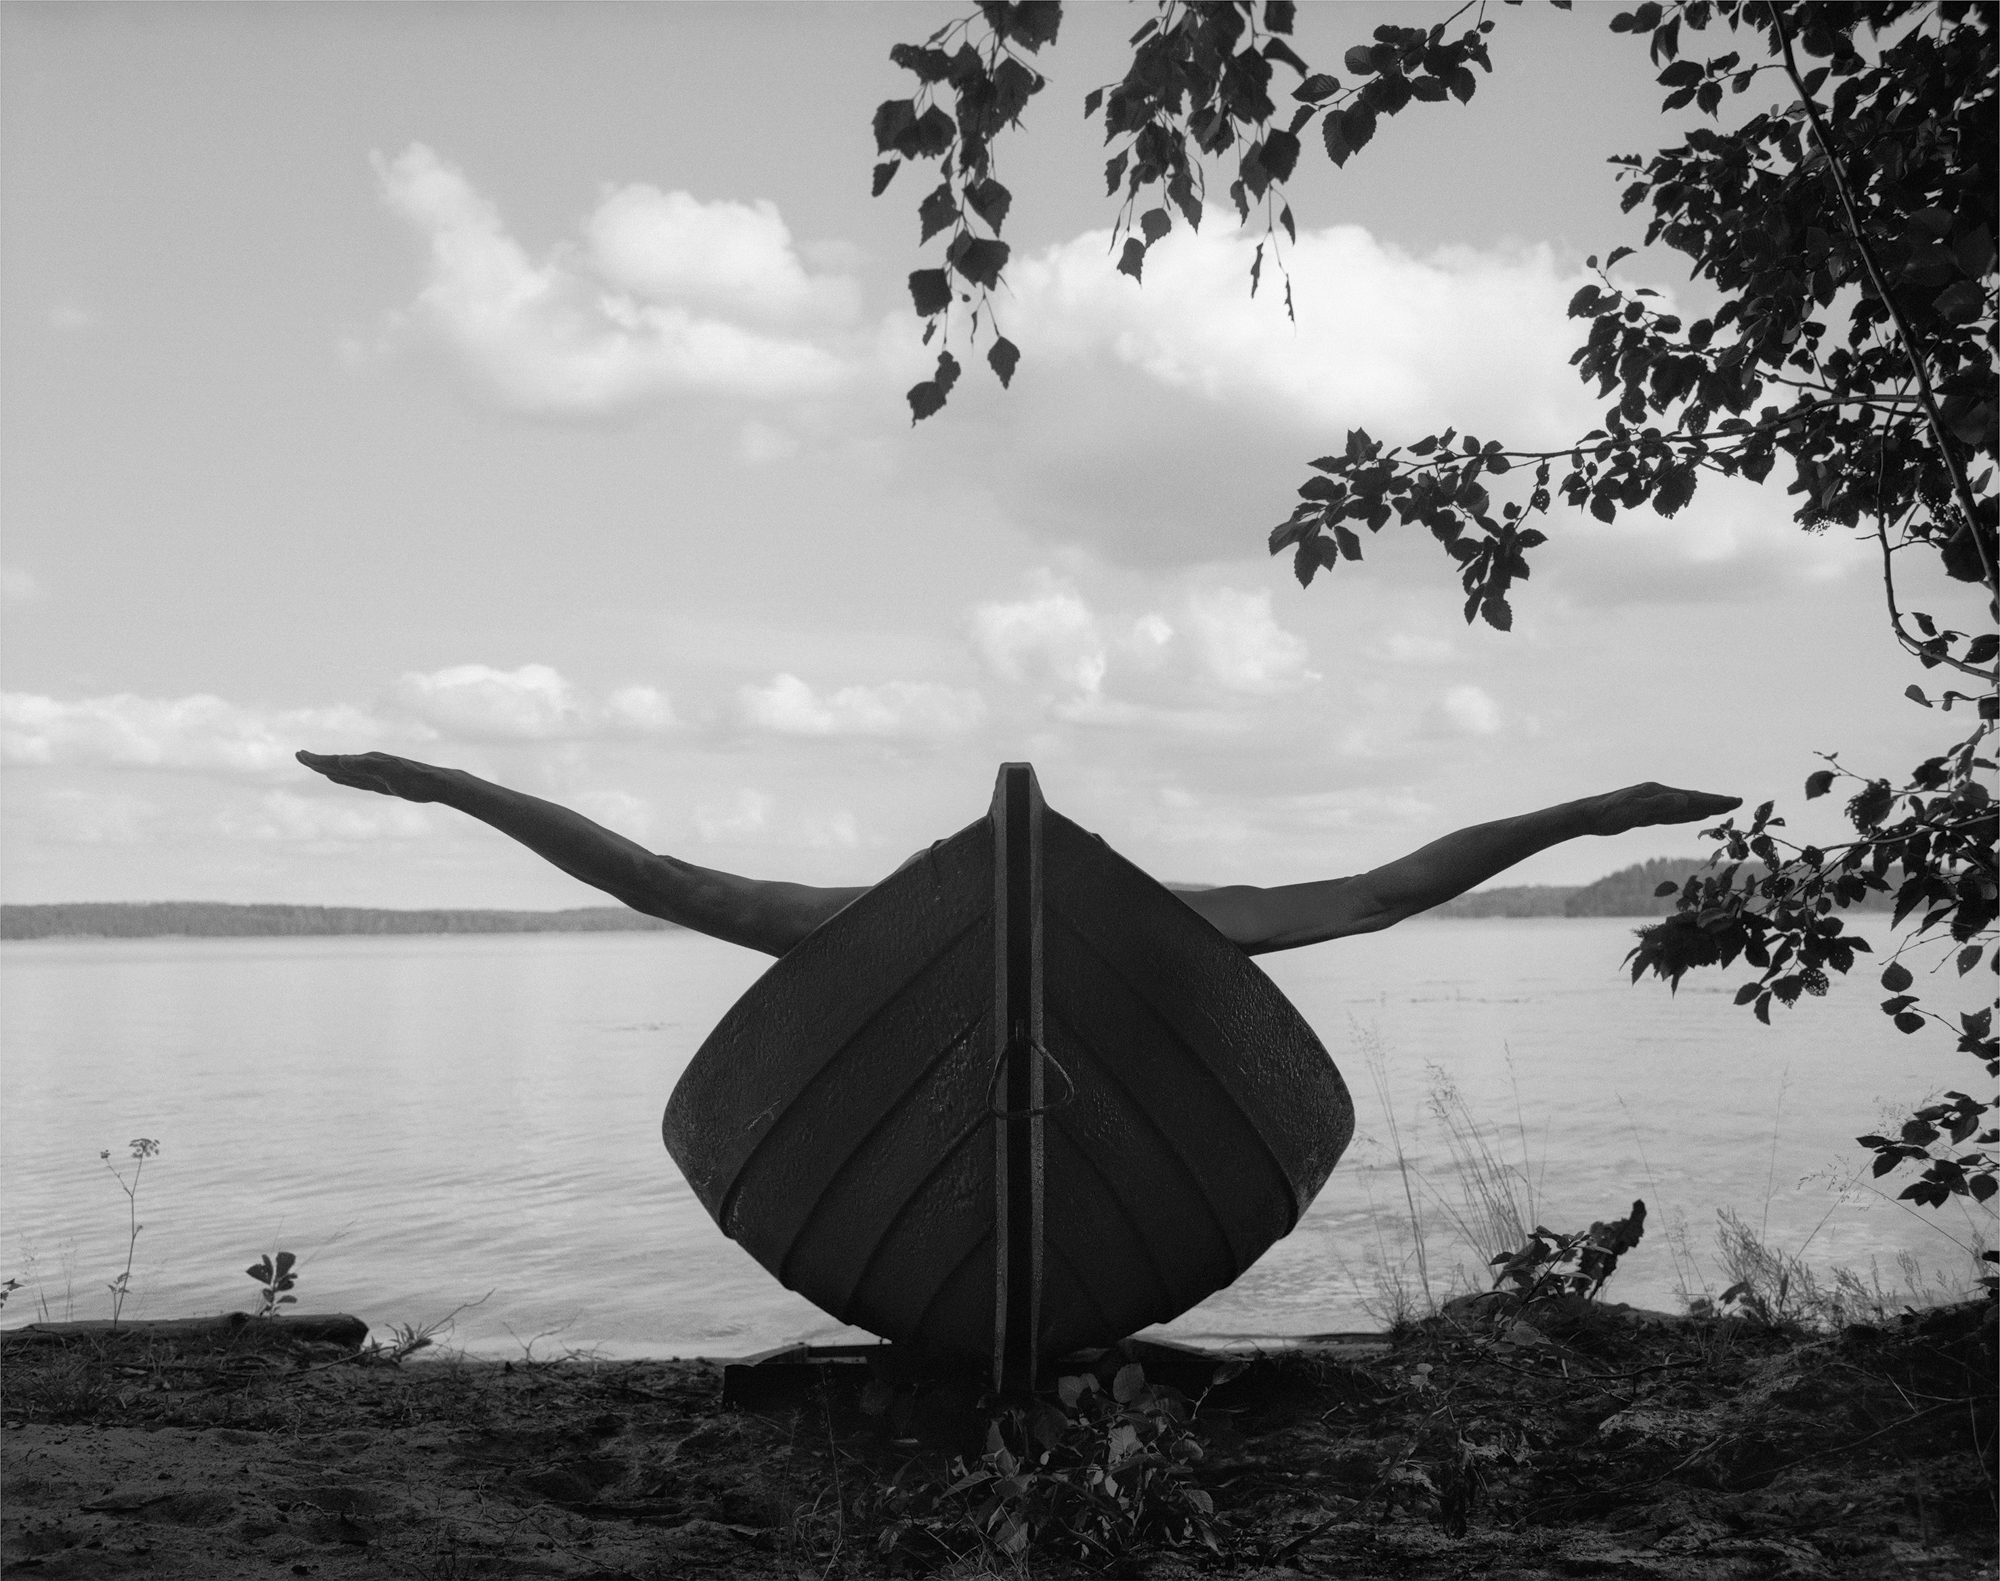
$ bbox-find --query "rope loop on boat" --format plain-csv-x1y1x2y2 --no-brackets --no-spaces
986,1039,1076,1119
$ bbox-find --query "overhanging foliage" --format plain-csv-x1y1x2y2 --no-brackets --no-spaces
870,0,1998,1209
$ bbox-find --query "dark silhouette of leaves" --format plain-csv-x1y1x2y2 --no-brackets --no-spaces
987,335,1020,388
1260,127,1301,181
908,269,952,317
889,43,956,83
873,98,917,153
1322,112,1354,167
1340,101,1377,153
918,182,961,243
965,177,1012,232
863,5,1997,1206
906,350,962,424
980,0,1062,52
901,104,957,158
1272,9,1992,1216
948,233,1009,288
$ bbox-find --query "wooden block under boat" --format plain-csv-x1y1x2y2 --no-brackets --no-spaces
663,764,1352,1385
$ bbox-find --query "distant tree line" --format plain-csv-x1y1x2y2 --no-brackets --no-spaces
1430,857,1899,920
3,862,1900,940
0,903,680,941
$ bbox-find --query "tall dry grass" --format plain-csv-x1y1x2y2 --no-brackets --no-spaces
1338,1023,1994,1333
1339,1025,1548,1328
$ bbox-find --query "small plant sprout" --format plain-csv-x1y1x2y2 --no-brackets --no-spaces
246,1251,299,1318
358,1293,491,1366
100,1138,158,1328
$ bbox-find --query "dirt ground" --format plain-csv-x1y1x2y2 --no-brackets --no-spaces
2,1295,1992,1580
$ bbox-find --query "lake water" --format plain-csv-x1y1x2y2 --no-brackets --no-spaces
3,921,1987,1357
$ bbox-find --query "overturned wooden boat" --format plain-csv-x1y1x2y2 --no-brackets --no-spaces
663,764,1352,1388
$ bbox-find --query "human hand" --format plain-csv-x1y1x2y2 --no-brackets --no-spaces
295,750,449,803
1588,783,1741,837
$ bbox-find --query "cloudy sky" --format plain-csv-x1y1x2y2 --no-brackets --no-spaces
2,3,1979,909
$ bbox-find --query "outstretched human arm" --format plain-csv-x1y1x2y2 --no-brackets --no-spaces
295,751,863,956
1177,783,1740,956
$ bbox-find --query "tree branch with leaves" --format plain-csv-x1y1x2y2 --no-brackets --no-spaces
868,0,1996,1211
876,0,1508,420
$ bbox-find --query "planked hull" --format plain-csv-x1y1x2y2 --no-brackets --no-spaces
662,765,1351,1379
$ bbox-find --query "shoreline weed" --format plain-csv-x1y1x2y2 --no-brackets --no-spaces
871,1359,1226,1566
245,1251,298,1318
98,1138,158,1328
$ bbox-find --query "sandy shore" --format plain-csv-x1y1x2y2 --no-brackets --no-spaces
3,1299,1993,1579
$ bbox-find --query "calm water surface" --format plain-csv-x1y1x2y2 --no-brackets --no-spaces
3,922,1985,1355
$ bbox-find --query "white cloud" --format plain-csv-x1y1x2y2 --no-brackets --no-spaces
1543,472,1871,607
1009,218,1596,447
0,692,395,777
585,185,858,328
217,790,434,843
1183,587,1314,693
904,219,1634,568
1442,684,1504,736
927,216,1871,605
571,789,653,838
739,673,984,738
393,663,581,739
805,809,861,849
968,573,1314,719
603,685,676,733
1124,783,1438,852
40,789,158,844
392,664,674,740
1377,631,1457,665
1,565,46,604
695,788,773,842
970,579,1108,701
3,667,673,783
692,788,860,850
372,144,853,414
48,304,96,332
737,420,800,464
1127,613,1175,664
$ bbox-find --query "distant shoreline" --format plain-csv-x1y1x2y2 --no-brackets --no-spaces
0,857,1893,940
0,902,679,941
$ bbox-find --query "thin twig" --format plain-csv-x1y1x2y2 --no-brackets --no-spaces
1759,371,1921,408
1874,519,1996,681
1462,1344,1706,1392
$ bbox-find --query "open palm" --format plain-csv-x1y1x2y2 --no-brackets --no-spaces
1590,783,1740,838
295,751,444,803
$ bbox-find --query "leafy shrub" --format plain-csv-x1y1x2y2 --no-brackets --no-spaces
873,1360,1225,1565
1487,1199,1648,1303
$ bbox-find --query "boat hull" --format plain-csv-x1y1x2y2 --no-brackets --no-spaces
662,766,1351,1376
